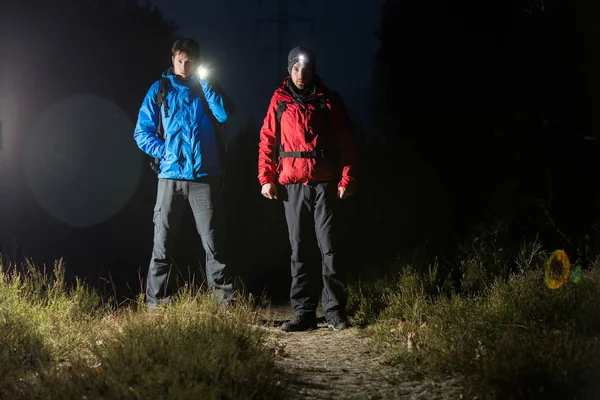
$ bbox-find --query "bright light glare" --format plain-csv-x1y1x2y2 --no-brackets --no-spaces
197,65,208,79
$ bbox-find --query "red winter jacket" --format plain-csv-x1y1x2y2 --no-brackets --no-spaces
258,77,358,189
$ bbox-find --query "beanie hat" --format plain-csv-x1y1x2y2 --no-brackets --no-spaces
287,46,316,74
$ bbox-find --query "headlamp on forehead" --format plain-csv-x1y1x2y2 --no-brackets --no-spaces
287,46,315,73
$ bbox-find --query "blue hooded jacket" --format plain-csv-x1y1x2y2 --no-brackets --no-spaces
133,68,229,180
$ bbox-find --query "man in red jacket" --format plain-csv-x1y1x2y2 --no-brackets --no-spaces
258,46,358,332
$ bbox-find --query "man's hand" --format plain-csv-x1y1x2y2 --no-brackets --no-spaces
337,184,356,199
261,182,278,200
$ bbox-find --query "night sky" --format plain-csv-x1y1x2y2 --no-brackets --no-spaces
147,0,383,137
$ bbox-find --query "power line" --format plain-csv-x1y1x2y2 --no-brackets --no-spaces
254,0,314,76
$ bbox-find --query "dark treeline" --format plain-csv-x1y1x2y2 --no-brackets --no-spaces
0,0,178,298
370,0,598,263
0,0,598,302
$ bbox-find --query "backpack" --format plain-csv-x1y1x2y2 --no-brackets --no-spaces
149,76,233,174
273,96,334,173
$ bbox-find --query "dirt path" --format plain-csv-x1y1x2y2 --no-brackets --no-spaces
260,306,466,400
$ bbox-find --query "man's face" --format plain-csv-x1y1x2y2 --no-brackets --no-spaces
172,51,197,80
291,61,314,90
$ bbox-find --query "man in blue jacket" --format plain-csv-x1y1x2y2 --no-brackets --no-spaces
133,38,235,308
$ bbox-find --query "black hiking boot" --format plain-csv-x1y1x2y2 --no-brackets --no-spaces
281,315,317,332
327,316,349,331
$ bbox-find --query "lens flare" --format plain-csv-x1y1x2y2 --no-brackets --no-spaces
25,94,141,228
545,249,571,289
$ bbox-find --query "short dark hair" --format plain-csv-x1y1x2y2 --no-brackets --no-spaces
171,38,199,59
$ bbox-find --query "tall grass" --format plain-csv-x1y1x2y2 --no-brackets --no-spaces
0,259,283,400
348,238,600,399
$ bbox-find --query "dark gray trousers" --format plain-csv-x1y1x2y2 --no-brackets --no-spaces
146,177,233,306
283,181,347,321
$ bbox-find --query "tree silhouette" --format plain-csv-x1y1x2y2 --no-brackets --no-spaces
224,118,291,300
0,0,177,294
371,0,593,263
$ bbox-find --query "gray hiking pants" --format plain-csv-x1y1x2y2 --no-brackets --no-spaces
283,181,348,321
146,177,233,306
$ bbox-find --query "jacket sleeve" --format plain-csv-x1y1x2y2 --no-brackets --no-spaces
329,93,358,190
258,95,279,185
133,81,166,159
200,79,229,123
